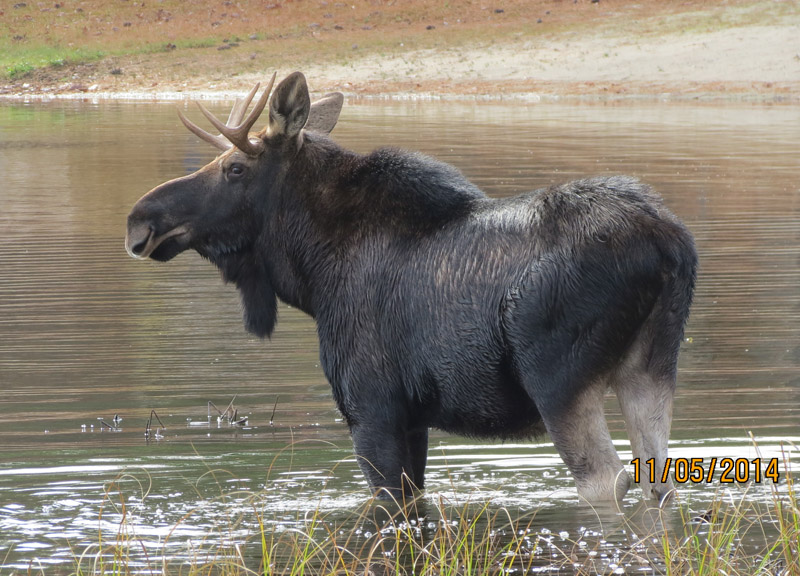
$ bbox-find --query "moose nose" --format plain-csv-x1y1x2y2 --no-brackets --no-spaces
125,224,154,259
129,238,148,257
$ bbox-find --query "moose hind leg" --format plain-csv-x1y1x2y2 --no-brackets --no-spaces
537,381,630,502
612,361,677,504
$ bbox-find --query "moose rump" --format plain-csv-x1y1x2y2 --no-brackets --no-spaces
125,71,697,504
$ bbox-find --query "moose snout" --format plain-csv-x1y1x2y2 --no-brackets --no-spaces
125,222,154,259
125,212,191,261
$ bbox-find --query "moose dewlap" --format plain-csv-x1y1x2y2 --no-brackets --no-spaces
125,72,697,503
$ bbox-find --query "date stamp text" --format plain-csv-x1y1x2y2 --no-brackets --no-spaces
630,457,780,485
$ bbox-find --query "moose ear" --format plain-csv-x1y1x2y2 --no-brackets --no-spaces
305,92,344,135
268,71,311,139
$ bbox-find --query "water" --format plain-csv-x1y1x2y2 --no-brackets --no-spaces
0,97,798,573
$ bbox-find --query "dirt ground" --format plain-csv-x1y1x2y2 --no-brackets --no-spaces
1,0,798,101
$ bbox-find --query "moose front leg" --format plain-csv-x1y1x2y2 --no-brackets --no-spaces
407,427,429,489
350,422,419,501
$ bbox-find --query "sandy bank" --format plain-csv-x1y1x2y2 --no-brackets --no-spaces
2,1,797,103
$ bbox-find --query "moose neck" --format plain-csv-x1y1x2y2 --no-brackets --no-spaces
240,132,484,336
259,134,360,321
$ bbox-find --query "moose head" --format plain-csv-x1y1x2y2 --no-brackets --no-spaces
126,72,343,264
125,72,344,337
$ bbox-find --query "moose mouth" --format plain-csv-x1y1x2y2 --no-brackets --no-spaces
125,224,190,261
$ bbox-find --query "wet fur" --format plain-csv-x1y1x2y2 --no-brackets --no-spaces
128,80,697,501
242,134,697,498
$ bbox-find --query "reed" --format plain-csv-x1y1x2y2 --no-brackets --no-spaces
658,442,798,576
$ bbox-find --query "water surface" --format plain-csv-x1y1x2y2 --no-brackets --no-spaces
0,97,798,573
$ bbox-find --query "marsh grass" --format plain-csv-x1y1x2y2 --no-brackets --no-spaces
658,442,799,576
10,441,797,576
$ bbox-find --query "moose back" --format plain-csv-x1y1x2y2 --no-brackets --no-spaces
126,72,697,503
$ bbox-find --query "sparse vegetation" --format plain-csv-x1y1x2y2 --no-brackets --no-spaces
1,0,794,96
6,62,34,79
1,45,105,79
661,446,799,576
7,443,796,576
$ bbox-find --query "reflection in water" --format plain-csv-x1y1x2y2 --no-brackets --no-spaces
0,99,798,572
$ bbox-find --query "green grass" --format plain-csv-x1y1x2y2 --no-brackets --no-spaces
135,37,221,55
6,61,34,79
0,39,227,80
1,44,106,80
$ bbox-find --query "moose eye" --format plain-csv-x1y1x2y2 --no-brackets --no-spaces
228,163,245,179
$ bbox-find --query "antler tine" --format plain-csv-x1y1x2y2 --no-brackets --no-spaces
226,82,261,126
195,73,277,156
178,74,277,156
177,107,231,152
196,102,237,140
196,100,259,155
240,72,276,134
226,98,247,127
178,91,255,151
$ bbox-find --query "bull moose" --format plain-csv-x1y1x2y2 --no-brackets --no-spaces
126,72,697,504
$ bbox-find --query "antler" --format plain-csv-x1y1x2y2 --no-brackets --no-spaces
176,72,277,156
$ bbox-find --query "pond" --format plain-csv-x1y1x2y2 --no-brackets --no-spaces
0,95,798,574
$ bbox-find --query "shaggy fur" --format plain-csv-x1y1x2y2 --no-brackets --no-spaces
126,72,697,502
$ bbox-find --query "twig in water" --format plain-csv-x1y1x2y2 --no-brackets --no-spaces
208,400,222,422
145,409,165,439
208,396,248,425
222,395,237,421
270,396,279,426
98,415,123,431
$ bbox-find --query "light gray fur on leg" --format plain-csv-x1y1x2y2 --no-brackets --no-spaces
542,382,630,503
613,364,676,504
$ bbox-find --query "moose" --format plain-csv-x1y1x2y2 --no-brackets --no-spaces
126,72,697,504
